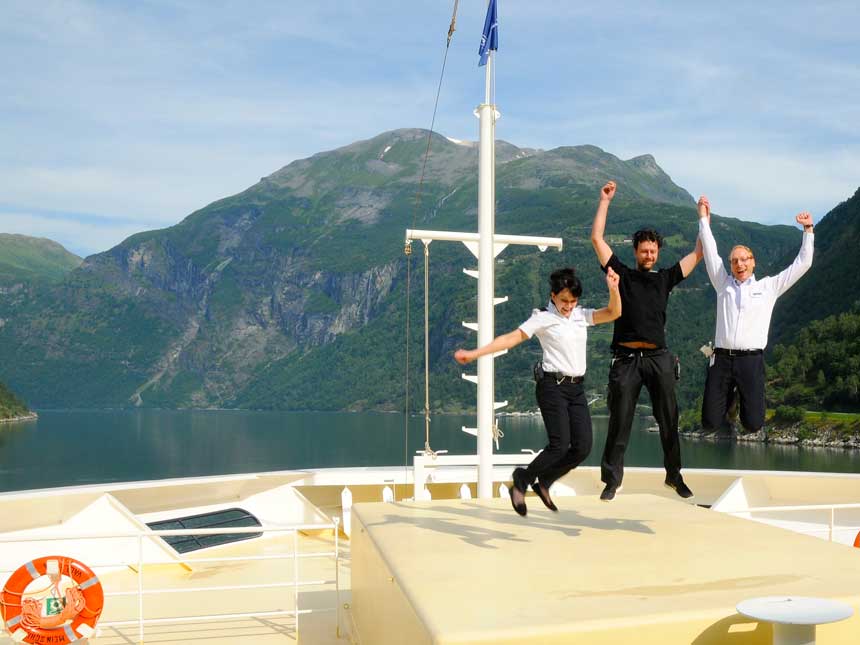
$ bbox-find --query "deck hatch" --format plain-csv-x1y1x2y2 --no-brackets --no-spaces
147,507,263,553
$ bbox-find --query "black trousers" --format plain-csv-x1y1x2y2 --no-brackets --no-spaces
520,377,592,489
701,352,766,432
601,349,681,487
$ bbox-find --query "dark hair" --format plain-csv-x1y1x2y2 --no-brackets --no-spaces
633,228,663,249
549,267,582,297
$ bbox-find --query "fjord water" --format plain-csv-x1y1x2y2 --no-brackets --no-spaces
1,409,859,492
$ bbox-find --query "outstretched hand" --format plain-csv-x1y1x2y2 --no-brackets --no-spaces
796,211,814,229
454,349,472,365
600,181,617,202
605,266,620,290
697,195,710,219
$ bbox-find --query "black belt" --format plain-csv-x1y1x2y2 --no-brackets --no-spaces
543,373,584,384
612,347,667,358
714,348,763,356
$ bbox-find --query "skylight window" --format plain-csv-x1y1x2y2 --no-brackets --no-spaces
147,508,263,554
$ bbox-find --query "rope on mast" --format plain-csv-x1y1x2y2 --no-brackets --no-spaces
404,0,461,474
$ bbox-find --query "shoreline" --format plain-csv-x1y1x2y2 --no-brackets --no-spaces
0,412,38,424
680,427,860,450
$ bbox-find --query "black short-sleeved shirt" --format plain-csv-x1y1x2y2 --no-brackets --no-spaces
602,253,685,350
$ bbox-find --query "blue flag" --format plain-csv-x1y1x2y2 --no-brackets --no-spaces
478,0,498,66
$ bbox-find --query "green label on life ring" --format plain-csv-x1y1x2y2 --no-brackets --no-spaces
44,596,66,616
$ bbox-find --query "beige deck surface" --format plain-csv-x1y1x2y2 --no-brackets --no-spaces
352,494,860,644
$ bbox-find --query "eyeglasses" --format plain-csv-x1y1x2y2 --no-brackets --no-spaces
730,256,754,264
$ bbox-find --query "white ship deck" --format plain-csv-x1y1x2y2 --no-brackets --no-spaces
2,466,860,644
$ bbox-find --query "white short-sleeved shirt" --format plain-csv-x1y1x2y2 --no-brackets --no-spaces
518,301,595,377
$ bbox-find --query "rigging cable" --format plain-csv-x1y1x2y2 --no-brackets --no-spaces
404,0,460,492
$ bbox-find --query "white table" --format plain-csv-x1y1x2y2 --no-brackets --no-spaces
736,596,853,645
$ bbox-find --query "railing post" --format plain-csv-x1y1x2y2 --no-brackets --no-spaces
137,533,145,644
413,455,425,500
341,487,352,537
293,529,300,639
830,507,835,542
334,517,341,639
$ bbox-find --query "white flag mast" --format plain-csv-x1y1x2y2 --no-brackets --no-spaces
474,45,497,499
406,1,562,500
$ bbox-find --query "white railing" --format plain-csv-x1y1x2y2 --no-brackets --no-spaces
412,450,538,499
0,519,340,644
723,503,860,544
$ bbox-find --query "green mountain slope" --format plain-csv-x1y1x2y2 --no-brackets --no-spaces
770,187,860,346
768,305,860,411
0,129,817,411
0,234,81,285
0,381,31,419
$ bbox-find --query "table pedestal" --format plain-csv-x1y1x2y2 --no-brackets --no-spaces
773,622,814,645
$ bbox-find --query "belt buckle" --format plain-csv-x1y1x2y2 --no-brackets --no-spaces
556,375,566,385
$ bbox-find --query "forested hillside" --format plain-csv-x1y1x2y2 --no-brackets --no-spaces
0,129,833,412
0,381,31,420
768,306,860,412
771,187,860,346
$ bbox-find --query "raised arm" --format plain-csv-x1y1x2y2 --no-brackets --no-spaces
772,211,815,296
591,181,616,268
454,329,527,365
696,195,728,288
592,267,622,325
679,236,704,278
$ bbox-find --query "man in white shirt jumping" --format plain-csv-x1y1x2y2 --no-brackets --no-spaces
697,196,815,434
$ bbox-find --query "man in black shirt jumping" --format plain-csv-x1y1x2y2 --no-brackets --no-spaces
590,181,703,501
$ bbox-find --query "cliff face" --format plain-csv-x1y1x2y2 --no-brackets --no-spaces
66,218,403,408
0,128,817,410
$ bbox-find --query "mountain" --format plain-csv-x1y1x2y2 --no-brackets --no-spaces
0,129,813,411
770,187,860,346
0,234,81,285
767,304,860,412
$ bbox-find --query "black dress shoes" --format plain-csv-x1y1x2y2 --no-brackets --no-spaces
509,467,528,516
665,477,694,499
600,483,622,501
509,484,527,516
531,481,558,511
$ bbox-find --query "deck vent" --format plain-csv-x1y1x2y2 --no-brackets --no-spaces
147,507,263,554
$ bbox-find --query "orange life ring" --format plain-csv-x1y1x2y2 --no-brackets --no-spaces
854,531,860,548
1,556,104,644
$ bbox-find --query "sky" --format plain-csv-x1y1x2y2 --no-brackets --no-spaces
1,1,858,257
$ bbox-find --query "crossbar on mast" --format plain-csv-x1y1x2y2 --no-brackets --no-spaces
405,230,562,250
